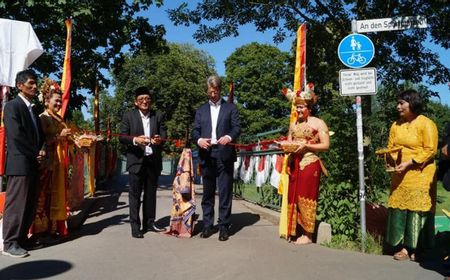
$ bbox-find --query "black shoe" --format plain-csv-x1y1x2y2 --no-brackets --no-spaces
200,227,213,239
22,238,44,250
2,244,29,258
132,230,144,238
218,229,229,241
147,223,166,233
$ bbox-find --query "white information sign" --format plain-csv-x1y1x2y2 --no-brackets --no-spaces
353,16,427,33
339,68,377,96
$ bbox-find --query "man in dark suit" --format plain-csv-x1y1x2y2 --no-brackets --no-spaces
192,75,241,241
119,87,167,238
2,69,45,258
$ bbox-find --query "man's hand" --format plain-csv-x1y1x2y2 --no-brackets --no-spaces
151,135,162,145
135,135,151,146
198,138,211,149
217,136,231,145
442,144,449,159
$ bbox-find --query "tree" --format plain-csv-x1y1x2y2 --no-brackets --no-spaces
0,0,167,117
168,1,449,238
168,1,449,93
108,43,216,150
225,42,291,140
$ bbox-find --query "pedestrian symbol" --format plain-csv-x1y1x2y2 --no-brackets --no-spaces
338,34,375,68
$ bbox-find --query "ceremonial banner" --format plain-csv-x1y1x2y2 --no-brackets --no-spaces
228,81,234,104
278,155,290,239
269,154,284,189
60,19,72,119
0,19,43,87
233,156,241,180
280,23,307,238
290,23,307,124
0,86,9,175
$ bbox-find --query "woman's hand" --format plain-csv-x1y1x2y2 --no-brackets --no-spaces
395,160,414,173
294,142,307,154
59,128,72,137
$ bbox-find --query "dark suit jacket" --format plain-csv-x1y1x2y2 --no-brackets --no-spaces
4,96,44,175
192,99,241,164
119,109,166,175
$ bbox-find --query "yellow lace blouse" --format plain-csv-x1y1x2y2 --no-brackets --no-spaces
387,115,438,211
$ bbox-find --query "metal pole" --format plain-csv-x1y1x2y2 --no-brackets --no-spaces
356,96,367,252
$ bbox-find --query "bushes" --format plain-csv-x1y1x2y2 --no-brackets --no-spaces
317,181,359,238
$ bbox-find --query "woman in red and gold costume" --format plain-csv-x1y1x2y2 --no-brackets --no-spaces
33,78,72,238
286,89,330,245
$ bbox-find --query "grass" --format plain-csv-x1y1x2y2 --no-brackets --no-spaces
322,233,383,255
436,182,450,216
233,181,281,210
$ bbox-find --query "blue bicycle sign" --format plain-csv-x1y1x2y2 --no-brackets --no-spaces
338,34,375,68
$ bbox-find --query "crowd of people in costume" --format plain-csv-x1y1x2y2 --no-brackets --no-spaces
1,70,445,270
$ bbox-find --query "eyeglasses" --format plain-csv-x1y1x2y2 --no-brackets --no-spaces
136,97,151,103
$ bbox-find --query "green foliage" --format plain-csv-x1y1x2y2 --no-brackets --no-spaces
317,181,359,238
168,1,449,88
107,43,216,153
69,109,92,131
225,42,291,141
0,0,166,113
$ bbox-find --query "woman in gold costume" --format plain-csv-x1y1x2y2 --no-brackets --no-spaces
286,90,329,245
33,78,72,238
385,89,437,261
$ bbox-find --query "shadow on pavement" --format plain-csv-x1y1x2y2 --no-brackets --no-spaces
0,260,72,280
229,212,260,235
419,231,450,277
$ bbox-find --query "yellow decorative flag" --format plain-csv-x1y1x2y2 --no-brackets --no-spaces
278,154,290,239
60,19,72,119
289,23,307,124
279,23,307,239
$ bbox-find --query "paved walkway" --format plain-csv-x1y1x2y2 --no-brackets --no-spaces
0,175,446,280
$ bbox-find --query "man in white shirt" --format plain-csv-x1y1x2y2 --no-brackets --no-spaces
192,75,241,241
119,87,166,238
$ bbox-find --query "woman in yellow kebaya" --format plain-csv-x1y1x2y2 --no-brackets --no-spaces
385,89,437,261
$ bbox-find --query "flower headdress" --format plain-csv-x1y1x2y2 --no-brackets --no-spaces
39,77,62,103
282,82,317,107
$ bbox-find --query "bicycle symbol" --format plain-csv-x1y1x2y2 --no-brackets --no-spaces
347,53,367,65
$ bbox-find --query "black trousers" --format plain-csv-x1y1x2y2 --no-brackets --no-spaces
128,156,158,232
3,174,39,250
201,155,234,230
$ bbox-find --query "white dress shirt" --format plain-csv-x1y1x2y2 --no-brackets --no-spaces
133,110,153,156
18,93,38,132
209,100,221,144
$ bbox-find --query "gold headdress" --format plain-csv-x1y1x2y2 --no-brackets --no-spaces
293,82,317,107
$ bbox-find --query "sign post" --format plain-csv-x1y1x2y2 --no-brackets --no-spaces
338,33,376,252
352,16,427,33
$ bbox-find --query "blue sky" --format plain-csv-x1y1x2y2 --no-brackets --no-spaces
141,1,449,106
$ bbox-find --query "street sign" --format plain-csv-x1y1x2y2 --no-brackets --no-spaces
352,16,427,33
339,68,377,96
338,34,374,69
